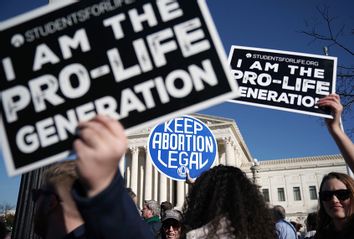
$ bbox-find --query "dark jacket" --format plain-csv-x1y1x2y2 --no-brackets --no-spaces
63,225,86,239
72,172,153,239
315,220,354,239
145,216,162,239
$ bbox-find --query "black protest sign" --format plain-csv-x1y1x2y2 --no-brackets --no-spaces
228,46,337,117
0,0,237,176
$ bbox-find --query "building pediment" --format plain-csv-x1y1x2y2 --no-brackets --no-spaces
127,113,253,164
127,113,236,136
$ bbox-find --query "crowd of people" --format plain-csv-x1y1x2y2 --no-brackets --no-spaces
1,94,353,239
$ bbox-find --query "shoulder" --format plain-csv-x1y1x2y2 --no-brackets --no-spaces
186,217,235,239
275,220,296,238
275,220,288,229
148,221,162,234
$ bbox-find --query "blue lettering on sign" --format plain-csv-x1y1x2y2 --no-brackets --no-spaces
148,115,217,181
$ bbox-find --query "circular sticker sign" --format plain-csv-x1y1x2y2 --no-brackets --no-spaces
148,115,217,181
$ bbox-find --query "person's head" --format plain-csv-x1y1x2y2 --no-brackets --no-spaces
161,210,184,239
317,172,354,231
305,212,317,232
160,201,173,218
142,200,160,219
183,165,275,239
33,160,82,238
272,205,286,222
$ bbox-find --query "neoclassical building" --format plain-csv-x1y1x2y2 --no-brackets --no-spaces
122,113,347,221
121,113,253,209
11,113,347,238
243,154,347,222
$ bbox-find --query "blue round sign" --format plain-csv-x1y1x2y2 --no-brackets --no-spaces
148,115,218,181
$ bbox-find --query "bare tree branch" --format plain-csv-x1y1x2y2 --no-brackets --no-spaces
338,74,354,78
302,5,354,134
302,6,354,56
338,66,354,70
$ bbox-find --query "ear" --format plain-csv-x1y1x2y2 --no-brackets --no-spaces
48,194,60,210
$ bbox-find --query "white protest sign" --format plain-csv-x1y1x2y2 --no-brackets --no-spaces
228,46,337,118
0,0,237,176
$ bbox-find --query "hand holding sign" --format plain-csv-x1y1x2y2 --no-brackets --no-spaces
74,115,127,197
317,94,354,173
317,94,343,129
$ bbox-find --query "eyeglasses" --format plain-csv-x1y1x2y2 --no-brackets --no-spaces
163,221,181,230
31,189,60,202
319,189,351,201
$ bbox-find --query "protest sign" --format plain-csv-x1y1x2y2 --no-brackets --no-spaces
0,0,237,176
147,115,217,181
228,46,337,118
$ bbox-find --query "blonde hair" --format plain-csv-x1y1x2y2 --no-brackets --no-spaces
43,160,78,189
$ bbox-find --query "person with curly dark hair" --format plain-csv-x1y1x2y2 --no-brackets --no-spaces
182,165,276,239
315,172,354,239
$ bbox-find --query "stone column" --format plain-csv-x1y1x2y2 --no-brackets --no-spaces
126,165,131,188
185,182,189,195
268,176,274,204
284,175,290,207
168,178,173,203
224,137,235,166
153,167,159,201
130,146,139,195
139,164,144,207
119,153,125,176
159,173,168,203
299,174,306,207
234,145,241,167
220,148,226,165
144,146,153,200
176,181,185,209
213,140,220,166
152,168,159,201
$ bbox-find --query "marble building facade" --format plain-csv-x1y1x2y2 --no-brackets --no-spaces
121,113,253,209
242,154,346,222
122,113,347,221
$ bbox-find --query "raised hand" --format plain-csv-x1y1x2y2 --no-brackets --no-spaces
74,115,127,197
